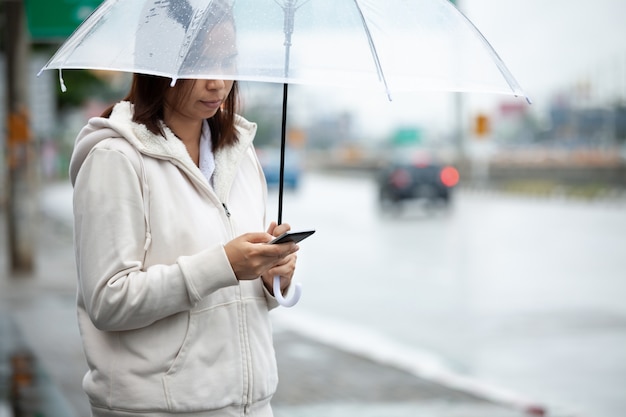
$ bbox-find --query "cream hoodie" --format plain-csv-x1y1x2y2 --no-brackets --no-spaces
70,102,278,417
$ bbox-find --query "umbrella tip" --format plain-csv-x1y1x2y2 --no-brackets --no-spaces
170,78,178,87
59,70,67,93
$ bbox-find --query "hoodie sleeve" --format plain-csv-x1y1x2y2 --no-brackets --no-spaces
73,143,238,331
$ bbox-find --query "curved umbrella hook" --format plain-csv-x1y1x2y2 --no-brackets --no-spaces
273,276,302,308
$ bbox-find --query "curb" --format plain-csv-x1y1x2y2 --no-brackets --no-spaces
272,309,559,417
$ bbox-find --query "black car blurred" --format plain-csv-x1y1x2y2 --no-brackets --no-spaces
378,158,459,208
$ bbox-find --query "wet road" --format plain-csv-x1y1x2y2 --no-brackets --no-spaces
268,171,626,417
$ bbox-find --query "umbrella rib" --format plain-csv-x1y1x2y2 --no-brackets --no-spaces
170,2,222,85
448,3,530,103
37,0,119,90
352,0,392,100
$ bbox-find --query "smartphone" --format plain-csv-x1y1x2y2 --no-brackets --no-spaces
270,229,315,244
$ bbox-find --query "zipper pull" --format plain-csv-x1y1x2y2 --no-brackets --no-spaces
222,203,231,217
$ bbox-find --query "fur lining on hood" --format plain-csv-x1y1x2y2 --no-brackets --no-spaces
69,101,257,200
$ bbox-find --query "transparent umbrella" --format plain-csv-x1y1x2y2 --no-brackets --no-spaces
41,0,527,94
40,0,529,306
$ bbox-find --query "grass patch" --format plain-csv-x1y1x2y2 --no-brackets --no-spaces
498,180,617,200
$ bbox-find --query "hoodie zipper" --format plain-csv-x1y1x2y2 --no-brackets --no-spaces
222,202,231,218
221,191,253,415
241,300,253,416
225,196,254,416
170,148,255,413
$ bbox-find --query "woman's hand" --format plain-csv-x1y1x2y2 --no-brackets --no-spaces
261,222,298,295
261,252,297,295
223,222,298,284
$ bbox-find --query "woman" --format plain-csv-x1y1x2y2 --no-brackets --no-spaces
69,73,298,417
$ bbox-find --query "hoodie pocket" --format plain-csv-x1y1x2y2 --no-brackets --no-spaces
163,302,243,412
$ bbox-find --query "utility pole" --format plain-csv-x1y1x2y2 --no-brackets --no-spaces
4,0,36,274
449,0,466,164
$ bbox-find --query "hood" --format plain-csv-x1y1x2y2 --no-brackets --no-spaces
69,101,257,191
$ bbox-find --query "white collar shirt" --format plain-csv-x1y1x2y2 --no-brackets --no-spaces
198,119,216,185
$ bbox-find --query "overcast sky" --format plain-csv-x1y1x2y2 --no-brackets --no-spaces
291,0,626,139
464,0,626,104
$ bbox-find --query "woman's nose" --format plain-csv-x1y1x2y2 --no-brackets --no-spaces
205,79,225,90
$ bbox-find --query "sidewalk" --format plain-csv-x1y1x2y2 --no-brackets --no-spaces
0,184,544,417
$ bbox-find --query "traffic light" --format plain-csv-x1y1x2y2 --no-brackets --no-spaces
474,113,490,137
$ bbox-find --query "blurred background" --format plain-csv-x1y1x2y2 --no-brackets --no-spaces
1,1,625,417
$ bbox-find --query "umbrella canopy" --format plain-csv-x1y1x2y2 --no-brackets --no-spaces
41,0,529,307
40,0,527,100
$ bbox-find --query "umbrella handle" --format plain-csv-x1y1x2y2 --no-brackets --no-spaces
273,276,302,307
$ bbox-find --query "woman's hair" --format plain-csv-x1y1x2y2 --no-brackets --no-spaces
101,74,239,151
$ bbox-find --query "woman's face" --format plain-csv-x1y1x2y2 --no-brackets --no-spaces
164,78,234,122
163,19,237,123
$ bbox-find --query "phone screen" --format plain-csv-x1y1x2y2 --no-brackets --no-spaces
270,230,315,244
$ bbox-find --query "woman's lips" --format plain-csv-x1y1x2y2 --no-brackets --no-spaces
201,99,222,109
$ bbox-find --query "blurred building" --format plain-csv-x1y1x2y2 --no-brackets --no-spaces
545,96,626,147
